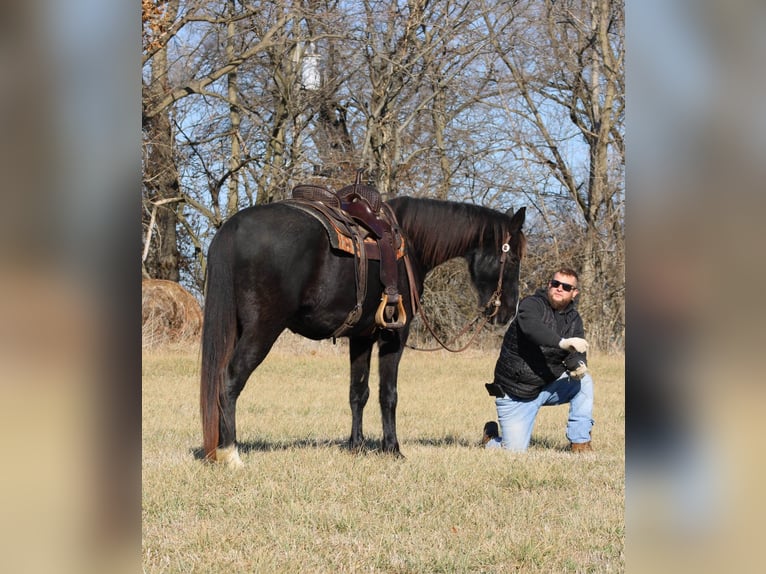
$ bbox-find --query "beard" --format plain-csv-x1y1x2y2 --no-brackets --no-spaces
548,292,572,310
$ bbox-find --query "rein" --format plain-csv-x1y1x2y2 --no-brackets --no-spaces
405,233,517,353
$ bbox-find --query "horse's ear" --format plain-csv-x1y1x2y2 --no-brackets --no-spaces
508,206,526,230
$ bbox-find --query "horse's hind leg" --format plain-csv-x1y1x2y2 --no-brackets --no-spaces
378,333,404,456
348,336,374,451
218,327,282,467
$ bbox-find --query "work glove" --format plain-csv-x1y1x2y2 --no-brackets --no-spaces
568,360,588,380
559,337,589,353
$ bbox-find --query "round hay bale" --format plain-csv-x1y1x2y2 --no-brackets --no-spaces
142,279,202,348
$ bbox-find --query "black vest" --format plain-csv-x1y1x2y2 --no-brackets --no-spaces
493,290,581,399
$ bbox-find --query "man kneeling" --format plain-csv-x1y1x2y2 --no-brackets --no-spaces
482,268,594,452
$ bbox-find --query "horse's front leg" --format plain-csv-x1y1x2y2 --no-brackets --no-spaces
348,336,374,451
378,331,405,457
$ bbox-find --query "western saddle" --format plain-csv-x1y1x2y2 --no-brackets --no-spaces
286,172,407,337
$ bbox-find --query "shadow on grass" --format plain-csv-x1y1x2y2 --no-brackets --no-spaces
190,433,476,460
410,435,475,448
528,436,569,451
190,438,348,460
191,438,402,460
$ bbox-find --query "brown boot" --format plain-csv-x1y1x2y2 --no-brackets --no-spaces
570,441,592,452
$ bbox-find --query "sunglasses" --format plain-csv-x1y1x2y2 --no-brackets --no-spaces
549,279,577,292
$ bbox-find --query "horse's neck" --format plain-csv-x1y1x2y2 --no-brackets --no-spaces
392,197,496,272
425,247,465,270
413,229,483,273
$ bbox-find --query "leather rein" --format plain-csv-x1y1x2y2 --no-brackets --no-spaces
404,233,518,353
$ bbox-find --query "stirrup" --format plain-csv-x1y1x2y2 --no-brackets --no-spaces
375,293,407,329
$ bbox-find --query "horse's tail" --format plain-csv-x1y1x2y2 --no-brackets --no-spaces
200,227,237,462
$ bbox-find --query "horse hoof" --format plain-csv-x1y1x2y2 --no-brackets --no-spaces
216,445,244,469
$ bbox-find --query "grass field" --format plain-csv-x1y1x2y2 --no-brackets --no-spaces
143,336,624,572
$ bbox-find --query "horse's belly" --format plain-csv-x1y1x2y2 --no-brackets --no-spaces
285,262,381,340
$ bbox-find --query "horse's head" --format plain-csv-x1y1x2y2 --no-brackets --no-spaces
466,207,526,325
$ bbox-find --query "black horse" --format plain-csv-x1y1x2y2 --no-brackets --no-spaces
200,195,526,466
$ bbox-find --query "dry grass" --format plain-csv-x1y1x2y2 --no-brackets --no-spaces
143,334,624,572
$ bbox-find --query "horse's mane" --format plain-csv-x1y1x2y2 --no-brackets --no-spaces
389,197,525,269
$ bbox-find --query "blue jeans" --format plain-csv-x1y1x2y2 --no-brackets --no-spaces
485,372,594,451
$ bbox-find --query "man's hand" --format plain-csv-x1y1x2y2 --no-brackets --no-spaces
568,361,588,380
559,337,589,353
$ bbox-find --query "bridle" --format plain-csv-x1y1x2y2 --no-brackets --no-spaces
484,234,513,319
405,233,519,353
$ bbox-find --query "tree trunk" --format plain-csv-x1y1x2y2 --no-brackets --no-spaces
226,0,241,218
432,82,451,200
143,30,181,281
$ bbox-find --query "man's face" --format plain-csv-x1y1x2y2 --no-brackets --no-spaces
546,273,579,310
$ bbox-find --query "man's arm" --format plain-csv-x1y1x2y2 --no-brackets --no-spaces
517,299,589,353
565,313,588,377
516,298,562,347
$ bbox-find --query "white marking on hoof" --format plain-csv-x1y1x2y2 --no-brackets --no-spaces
216,445,244,468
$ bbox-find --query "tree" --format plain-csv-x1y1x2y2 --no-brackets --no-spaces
142,0,296,283
140,0,625,349
479,0,625,348
142,0,182,281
